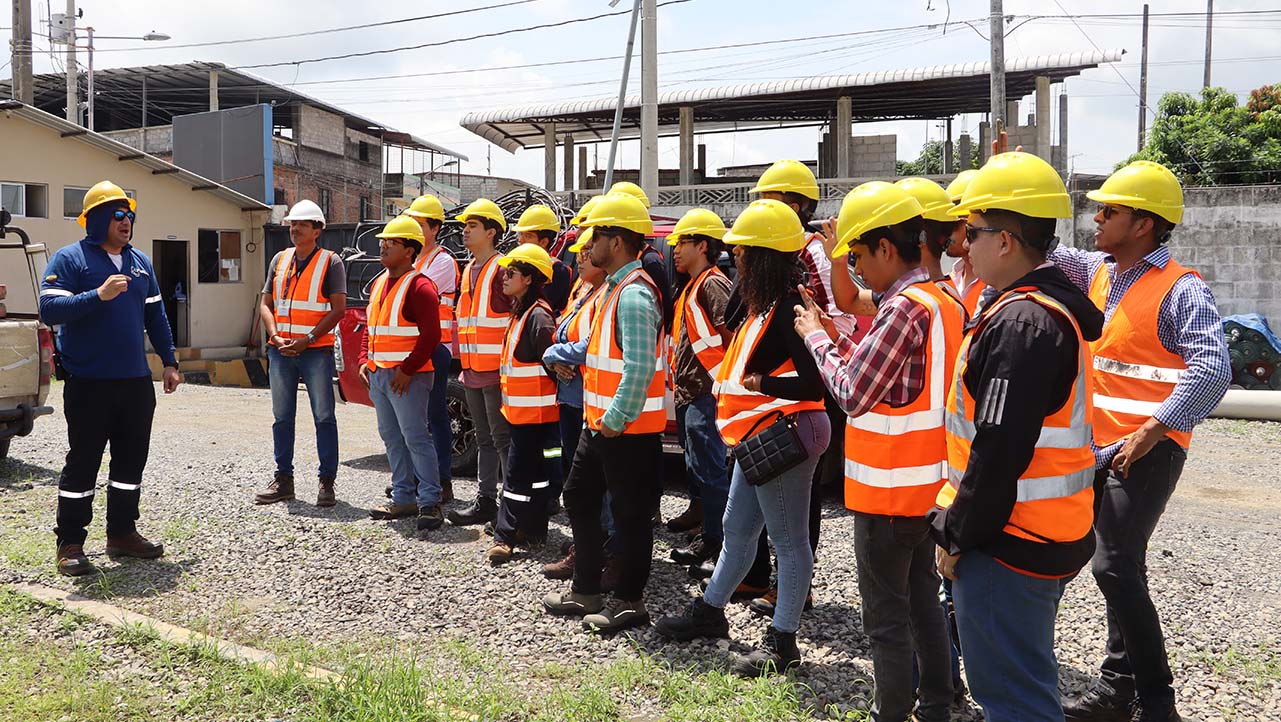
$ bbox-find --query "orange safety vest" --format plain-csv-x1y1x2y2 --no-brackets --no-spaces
961,279,988,318
560,284,606,345
844,282,965,517
671,266,729,379
500,300,559,425
936,278,969,323
1088,261,1197,449
414,245,458,344
272,247,336,346
583,268,667,434
715,305,825,446
364,269,433,372
457,253,509,372
936,288,1096,575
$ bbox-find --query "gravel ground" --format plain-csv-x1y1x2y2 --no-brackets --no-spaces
2,383,1280,720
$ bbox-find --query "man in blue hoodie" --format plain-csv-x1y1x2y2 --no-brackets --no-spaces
39,181,182,577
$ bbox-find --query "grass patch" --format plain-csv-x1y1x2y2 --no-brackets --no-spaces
1201,418,1281,444
1197,643,1281,693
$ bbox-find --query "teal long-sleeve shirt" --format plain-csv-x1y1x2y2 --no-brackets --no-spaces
600,260,661,434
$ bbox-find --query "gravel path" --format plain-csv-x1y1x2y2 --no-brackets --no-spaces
2,384,1279,720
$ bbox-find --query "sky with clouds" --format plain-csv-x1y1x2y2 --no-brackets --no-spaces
13,0,1280,185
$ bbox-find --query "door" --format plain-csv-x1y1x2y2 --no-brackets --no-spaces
153,240,189,348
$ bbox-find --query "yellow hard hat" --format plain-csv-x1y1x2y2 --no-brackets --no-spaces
568,227,594,253
404,194,445,221
666,208,728,245
78,180,135,227
607,181,651,208
895,178,955,223
579,192,654,235
722,199,807,252
570,196,601,225
945,169,980,203
749,160,820,201
511,204,562,233
833,181,925,258
455,198,507,231
375,215,426,244
950,152,1072,220
497,243,554,281
1086,160,1184,224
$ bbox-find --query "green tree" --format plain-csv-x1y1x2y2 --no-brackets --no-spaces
896,140,981,176
1128,84,1281,185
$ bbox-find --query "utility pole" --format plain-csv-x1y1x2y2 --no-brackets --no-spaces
639,0,658,199
1138,3,1150,151
1202,0,1214,88
64,0,77,123
989,0,1006,138
603,0,642,190
10,0,35,104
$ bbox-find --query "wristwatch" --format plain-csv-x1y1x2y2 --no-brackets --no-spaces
305,332,316,345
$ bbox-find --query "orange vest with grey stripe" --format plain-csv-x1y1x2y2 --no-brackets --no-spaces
364,269,434,372
1087,261,1196,449
844,282,965,517
500,300,559,425
583,268,667,434
414,245,458,344
271,247,336,346
457,253,508,372
671,266,729,380
935,288,1096,576
715,305,825,446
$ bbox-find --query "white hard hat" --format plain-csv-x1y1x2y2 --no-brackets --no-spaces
284,199,326,225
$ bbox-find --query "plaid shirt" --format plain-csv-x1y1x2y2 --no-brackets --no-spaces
800,233,834,312
1050,245,1231,465
804,267,932,417
599,259,661,433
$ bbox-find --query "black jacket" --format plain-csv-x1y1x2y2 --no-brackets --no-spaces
928,264,1105,577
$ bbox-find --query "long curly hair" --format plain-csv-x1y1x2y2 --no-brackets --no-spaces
738,246,805,316
509,261,547,317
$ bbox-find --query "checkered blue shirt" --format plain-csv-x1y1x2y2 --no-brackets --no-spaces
1050,245,1231,466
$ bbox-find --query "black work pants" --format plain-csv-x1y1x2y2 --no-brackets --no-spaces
564,430,662,600
494,421,559,545
1092,439,1187,709
55,376,156,547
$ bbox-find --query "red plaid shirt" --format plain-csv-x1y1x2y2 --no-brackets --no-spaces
803,267,931,417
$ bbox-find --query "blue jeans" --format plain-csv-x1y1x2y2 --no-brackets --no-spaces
677,394,729,544
268,346,338,479
953,552,1066,722
428,344,453,485
369,367,441,508
704,410,830,633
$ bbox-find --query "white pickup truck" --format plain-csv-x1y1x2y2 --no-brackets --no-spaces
0,210,55,460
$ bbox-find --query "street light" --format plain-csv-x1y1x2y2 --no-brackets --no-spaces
71,27,170,129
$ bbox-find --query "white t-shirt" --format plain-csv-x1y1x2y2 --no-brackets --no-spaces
416,245,458,296
107,251,124,271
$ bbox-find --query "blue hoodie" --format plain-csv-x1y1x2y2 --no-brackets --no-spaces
38,203,177,379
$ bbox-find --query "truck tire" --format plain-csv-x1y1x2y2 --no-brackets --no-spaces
0,438,9,460
447,379,479,478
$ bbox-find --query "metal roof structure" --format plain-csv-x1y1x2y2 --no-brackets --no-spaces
1,99,270,212
461,50,1124,153
1,61,467,161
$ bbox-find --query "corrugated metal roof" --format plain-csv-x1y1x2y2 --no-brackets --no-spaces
461,50,1124,153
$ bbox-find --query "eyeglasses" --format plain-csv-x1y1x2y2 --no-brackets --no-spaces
1100,206,1135,220
377,239,406,249
503,267,526,278
112,209,136,222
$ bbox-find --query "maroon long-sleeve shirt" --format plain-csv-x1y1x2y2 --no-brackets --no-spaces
357,272,442,374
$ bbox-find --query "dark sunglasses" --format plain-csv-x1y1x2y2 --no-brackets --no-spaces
965,225,1025,244
1100,206,1136,220
112,209,136,222
503,267,526,278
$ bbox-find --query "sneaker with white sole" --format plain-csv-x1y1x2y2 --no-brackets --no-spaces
582,597,650,634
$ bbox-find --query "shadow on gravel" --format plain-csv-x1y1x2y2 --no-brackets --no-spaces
0,458,59,491
1058,663,1100,697
341,454,391,472
283,499,364,522
69,554,197,600
391,522,483,545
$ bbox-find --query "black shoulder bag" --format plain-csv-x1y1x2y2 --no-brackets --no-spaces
730,410,808,487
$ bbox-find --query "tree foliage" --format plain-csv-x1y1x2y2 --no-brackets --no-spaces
896,140,981,176
1128,84,1281,185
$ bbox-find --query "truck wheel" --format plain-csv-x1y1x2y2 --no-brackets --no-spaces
447,379,478,477
0,438,9,460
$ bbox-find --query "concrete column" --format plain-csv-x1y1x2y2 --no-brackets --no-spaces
1035,76,1052,162
943,117,954,174
543,123,556,191
835,96,853,177
578,146,588,190
978,121,991,163
1005,100,1018,127
958,133,972,170
209,70,219,111
679,106,695,187
697,143,707,179
1058,92,1069,174
563,133,575,192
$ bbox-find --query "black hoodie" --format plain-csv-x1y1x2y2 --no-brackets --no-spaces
928,263,1105,578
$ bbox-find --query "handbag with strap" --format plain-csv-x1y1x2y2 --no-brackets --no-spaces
730,409,808,487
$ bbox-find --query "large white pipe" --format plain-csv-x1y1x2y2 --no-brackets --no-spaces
1209,388,1281,421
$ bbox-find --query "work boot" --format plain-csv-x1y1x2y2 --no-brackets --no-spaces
582,597,650,634
666,499,703,533
654,598,730,641
732,626,801,677
254,472,295,505
369,502,417,520
417,505,444,531
447,496,496,526
441,480,454,504
384,485,393,499
698,578,770,601
316,476,336,507
671,533,718,565
1129,699,1183,722
749,587,813,617
487,542,514,566
55,544,96,577
542,589,605,617
688,558,717,581
542,545,576,580
105,532,165,559
482,521,495,537
600,555,622,593
1063,685,1134,722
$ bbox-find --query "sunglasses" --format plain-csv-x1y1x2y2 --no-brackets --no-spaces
965,225,1025,244
377,239,405,248
503,267,526,278
112,209,136,222
1100,206,1136,220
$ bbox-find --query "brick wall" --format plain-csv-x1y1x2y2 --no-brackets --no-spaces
299,104,345,155
851,134,897,177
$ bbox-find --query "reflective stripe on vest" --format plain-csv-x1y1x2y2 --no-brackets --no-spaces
844,282,964,517
671,266,729,380
457,254,509,372
936,278,970,324
715,305,825,446
583,269,667,434
936,289,1096,564
365,269,434,370
961,279,988,318
272,247,335,346
500,300,559,424
1087,261,1197,449
415,245,458,344
561,284,606,345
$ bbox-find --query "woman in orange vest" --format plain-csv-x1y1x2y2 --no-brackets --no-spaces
654,199,828,678
487,244,561,565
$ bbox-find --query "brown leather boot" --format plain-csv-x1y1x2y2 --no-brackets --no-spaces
254,472,294,505
369,502,417,520
56,544,96,576
105,532,165,559
316,476,336,507
441,480,454,504
542,545,576,580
